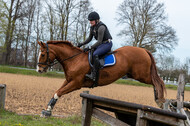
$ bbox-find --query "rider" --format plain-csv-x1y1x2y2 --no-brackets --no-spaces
78,11,113,81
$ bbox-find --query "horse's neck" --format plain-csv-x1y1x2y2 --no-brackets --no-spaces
53,45,77,60
51,44,81,69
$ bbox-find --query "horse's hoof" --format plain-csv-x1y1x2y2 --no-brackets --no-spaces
156,99,164,109
40,109,51,117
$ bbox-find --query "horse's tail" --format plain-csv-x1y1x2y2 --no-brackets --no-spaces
146,50,166,101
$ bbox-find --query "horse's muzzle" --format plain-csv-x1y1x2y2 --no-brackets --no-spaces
37,66,47,73
38,69,43,73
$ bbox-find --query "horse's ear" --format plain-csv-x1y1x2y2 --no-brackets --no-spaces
37,41,46,48
37,41,41,46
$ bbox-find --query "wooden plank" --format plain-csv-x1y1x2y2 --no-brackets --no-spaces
170,100,190,109
181,108,190,125
140,111,180,126
0,84,6,109
94,101,137,114
185,110,190,119
177,74,185,113
136,109,147,126
92,108,129,126
81,91,93,126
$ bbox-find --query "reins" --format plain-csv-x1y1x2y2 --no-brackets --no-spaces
53,51,83,65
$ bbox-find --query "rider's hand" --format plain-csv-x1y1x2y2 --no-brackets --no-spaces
83,47,90,52
77,43,83,48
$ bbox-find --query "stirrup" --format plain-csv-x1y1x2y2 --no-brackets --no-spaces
85,73,95,81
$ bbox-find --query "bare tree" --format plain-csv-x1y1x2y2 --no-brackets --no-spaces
2,0,29,64
0,0,7,46
116,0,178,53
11,19,25,65
53,0,66,40
32,0,42,68
45,2,56,40
0,0,95,67
73,0,93,44
156,54,190,82
53,0,79,40
184,58,190,75
157,54,180,71
24,0,36,67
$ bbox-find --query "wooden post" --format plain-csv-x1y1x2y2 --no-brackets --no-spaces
163,99,171,110
81,91,93,126
0,84,6,109
136,109,148,126
176,74,190,125
176,74,185,113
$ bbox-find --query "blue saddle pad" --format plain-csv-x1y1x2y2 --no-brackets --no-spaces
88,53,116,68
104,54,116,67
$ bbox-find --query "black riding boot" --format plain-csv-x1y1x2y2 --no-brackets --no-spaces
86,55,100,81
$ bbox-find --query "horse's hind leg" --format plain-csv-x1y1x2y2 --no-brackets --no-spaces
153,86,158,101
153,86,160,106
153,86,165,108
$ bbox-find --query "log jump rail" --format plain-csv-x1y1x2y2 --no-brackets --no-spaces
80,91,187,126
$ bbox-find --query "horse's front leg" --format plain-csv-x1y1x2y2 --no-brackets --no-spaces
41,80,81,117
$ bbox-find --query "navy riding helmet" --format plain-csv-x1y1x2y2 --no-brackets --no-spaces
88,11,100,21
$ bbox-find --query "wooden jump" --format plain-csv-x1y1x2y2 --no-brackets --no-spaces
164,74,190,125
0,84,6,109
80,91,187,126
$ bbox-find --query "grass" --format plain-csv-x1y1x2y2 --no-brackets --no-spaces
115,79,151,87
0,65,64,78
115,79,190,91
0,109,106,126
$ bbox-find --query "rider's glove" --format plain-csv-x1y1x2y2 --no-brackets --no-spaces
77,43,83,48
83,47,91,52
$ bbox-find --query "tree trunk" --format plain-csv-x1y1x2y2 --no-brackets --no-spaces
61,14,65,40
64,0,71,40
4,0,14,64
4,0,20,65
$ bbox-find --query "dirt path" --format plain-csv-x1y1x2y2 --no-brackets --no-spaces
1,73,190,116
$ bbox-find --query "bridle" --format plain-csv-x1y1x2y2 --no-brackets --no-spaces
37,43,54,69
37,43,82,69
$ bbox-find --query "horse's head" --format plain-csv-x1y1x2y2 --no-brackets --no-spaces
36,41,56,73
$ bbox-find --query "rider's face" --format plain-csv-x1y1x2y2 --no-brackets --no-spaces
90,20,96,26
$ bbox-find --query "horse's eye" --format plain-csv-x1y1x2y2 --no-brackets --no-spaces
41,54,45,57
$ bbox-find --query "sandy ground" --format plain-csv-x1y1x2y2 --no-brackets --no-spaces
1,73,190,117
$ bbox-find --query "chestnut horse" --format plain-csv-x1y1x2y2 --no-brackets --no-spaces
37,40,166,117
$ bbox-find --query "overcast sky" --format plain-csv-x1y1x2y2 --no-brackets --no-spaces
90,0,190,62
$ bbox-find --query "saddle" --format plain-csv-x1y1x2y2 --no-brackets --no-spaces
88,50,116,68
88,50,116,88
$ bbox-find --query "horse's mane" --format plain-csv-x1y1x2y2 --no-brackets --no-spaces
47,40,82,52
